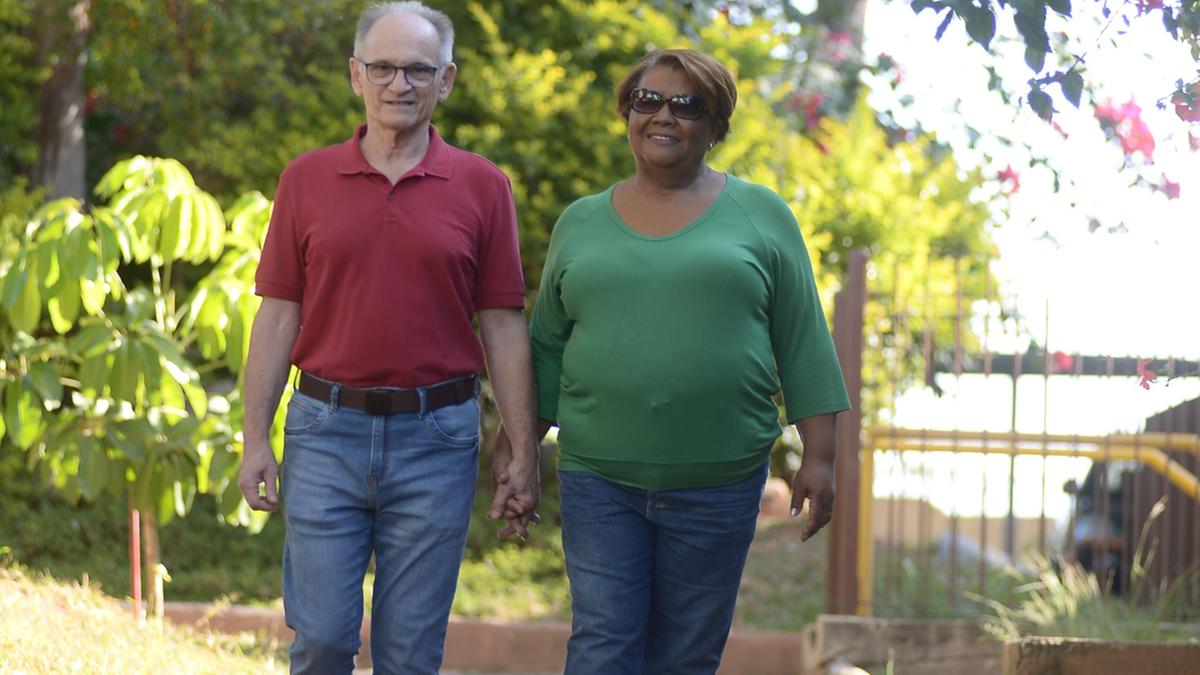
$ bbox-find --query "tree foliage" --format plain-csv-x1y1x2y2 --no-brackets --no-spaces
0,0,43,186
912,0,1200,120
85,0,363,201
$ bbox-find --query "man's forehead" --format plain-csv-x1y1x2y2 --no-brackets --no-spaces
359,12,440,59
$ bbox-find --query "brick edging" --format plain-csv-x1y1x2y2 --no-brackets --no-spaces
164,602,805,673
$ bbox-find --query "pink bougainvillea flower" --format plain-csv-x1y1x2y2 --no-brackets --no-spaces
1159,175,1181,199
1094,99,1119,124
1138,0,1165,13
791,91,824,129
827,31,854,47
997,164,1021,194
1172,82,1200,122
1120,119,1155,160
1137,359,1158,389
1094,98,1155,162
1052,351,1074,373
824,30,855,63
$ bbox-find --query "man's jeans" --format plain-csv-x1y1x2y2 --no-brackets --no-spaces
559,462,768,675
280,388,480,674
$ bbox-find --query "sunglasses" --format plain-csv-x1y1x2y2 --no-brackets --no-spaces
629,88,707,120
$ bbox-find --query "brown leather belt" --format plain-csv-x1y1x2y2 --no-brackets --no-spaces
296,371,477,416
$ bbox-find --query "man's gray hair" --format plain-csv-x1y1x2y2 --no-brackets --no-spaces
354,2,455,65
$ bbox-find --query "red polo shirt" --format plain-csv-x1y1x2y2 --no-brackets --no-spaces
255,125,526,388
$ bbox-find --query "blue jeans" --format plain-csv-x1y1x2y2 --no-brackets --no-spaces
279,386,480,674
559,463,768,675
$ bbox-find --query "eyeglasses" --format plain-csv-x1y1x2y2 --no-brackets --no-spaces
629,88,707,120
357,59,440,87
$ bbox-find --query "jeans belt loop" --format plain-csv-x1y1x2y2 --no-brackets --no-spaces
417,387,429,417
330,382,341,411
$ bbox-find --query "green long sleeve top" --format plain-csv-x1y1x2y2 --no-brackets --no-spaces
531,175,850,490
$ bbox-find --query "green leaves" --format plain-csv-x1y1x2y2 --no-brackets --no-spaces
76,435,110,501
0,154,249,529
0,199,135,335
102,156,227,266
3,379,44,450
935,9,955,41
9,258,40,332
27,361,62,405
1028,86,1055,120
1014,1,1051,73
910,1,1092,120
1058,70,1084,108
1044,0,1071,18
961,3,997,50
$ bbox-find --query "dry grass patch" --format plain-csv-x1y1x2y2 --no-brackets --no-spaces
0,566,285,674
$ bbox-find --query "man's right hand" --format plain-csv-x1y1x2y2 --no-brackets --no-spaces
238,297,299,513
489,424,542,540
238,443,280,511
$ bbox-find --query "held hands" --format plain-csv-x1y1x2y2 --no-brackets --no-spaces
489,427,541,541
789,458,835,542
238,441,279,512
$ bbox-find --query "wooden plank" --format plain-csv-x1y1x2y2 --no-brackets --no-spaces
804,615,1001,674
1003,637,1200,675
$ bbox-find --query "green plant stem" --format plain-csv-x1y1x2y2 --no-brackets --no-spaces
162,259,175,331
151,261,166,329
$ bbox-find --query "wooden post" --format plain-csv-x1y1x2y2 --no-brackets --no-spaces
828,249,867,615
129,503,142,618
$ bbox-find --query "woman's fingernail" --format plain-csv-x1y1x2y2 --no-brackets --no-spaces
790,507,799,517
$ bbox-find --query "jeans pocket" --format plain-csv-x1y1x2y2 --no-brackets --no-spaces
284,392,332,436
425,398,480,446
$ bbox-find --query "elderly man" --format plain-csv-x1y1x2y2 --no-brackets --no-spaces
237,2,540,672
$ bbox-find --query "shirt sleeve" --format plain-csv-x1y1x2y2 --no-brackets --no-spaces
529,211,575,423
254,164,306,302
761,191,851,423
474,173,527,310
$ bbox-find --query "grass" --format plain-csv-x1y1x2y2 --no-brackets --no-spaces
454,534,571,621
871,542,1028,620
735,518,828,630
972,498,1200,643
971,554,1200,643
0,564,286,673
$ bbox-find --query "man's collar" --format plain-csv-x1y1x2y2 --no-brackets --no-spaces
336,124,453,179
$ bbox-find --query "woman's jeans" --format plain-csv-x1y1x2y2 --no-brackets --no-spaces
280,388,480,675
559,462,768,675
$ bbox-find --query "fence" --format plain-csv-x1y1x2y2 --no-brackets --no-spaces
826,251,1200,619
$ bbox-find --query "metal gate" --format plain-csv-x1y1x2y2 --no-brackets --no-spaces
825,251,1200,619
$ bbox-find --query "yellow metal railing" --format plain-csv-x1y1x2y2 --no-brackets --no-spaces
855,428,1200,616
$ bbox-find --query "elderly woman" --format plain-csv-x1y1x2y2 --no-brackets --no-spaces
493,48,849,674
